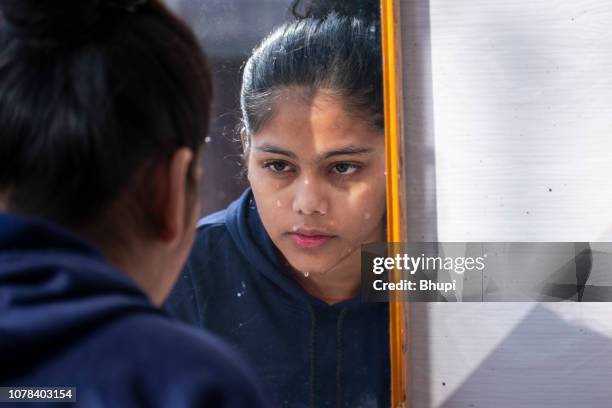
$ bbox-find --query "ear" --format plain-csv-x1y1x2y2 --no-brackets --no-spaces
240,129,251,180
240,128,251,156
158,147,194,245
0,190,8,211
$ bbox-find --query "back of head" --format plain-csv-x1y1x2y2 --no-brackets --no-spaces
241,0,382,137
0,0,212,229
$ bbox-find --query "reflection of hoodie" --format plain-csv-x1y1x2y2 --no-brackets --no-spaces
166,189,390,408
0,214,266,407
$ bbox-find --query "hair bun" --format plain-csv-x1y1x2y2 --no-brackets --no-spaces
291,0,380,21
0,0,102,38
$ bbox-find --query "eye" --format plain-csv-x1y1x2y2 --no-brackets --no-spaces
263,160,294,174
331,163,360,175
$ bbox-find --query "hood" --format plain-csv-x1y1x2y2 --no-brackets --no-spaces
0,213,154,379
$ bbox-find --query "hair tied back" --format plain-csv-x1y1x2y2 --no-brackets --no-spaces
290,0,380,22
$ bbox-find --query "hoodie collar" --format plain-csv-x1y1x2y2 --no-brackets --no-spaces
0,213,155,368
0,212,104,259
0,212,149,306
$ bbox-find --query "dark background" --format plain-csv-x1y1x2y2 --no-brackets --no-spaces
166,0,294,216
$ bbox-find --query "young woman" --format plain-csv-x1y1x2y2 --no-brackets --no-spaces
0,0,265,406
167,1,389,407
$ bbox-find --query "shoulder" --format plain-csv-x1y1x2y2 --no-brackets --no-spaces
187,207,243,278
194,188,252,243
121,313,240,371
192,209,232,255
189,192,251,269
100,313,268,407
196,208,226,229
165,207,240,324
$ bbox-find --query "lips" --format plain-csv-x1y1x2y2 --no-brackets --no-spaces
288,228,335,249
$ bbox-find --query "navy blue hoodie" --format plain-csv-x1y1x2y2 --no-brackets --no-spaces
0,213,267,407
166,189,390,408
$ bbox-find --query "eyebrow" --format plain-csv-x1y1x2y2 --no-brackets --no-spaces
323,146,374,159
254,143,374,161
254,144,298,159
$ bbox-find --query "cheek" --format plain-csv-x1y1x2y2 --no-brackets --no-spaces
330,176,387,235
248,171,293,233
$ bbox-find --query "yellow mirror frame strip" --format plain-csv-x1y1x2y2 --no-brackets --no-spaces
381,0,409,406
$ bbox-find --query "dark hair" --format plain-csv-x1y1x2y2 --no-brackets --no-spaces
240,0,382,138
291,0,380,21
0,0,212,227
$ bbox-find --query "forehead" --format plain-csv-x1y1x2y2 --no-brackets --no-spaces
252,88,383,155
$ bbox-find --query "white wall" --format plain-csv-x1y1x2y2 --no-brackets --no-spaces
400,1,612,407
430,1,612,242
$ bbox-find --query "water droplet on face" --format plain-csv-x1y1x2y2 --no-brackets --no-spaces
276,200,282,207
292,225,298,232
303,272,310,278
304,179,309,185
364,212,371,220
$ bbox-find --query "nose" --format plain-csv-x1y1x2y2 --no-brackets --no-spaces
292,177,328,216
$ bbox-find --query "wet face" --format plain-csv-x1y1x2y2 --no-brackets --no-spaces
246,89,386,276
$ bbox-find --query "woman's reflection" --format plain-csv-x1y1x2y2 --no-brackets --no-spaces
166,1,389,406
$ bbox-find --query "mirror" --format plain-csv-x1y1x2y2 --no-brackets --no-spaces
164,1,391,407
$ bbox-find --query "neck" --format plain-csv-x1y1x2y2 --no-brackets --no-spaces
294,252,362,305
107,249,165,306
0,191,10,211
77,221,165,306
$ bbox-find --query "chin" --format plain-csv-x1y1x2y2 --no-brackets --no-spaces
292,264,333,276
283,252,343,276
